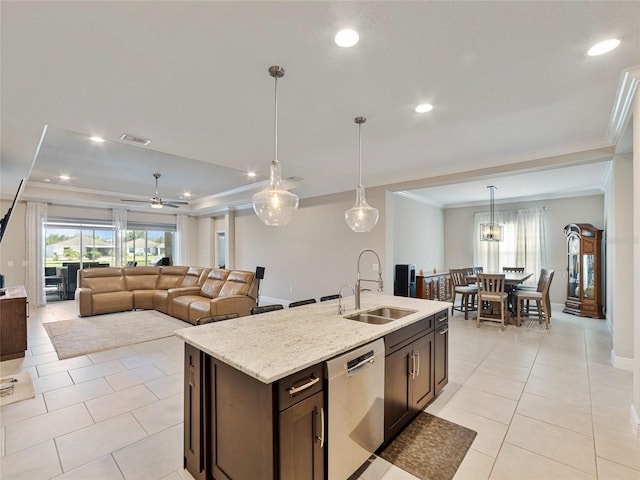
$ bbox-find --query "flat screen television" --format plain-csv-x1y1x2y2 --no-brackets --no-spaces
0,179,24,244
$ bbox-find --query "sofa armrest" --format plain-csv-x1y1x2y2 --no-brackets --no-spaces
168,286,201,299
76,287,93,316
209,295,256,317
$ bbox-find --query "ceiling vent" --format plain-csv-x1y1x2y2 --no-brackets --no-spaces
119,133,151,146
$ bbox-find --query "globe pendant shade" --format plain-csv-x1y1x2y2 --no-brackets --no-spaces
253,162,299,226
345,184,379,232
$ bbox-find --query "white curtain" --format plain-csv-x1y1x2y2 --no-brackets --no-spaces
176,214,189,266
26,202,47,307
112,209,127,267
474,207,547,286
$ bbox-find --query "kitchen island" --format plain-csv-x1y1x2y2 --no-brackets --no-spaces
176,292,450,480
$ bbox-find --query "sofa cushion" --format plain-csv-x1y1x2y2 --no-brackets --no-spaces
219,271,254,297
182,267,209,287
199,269,230,299
81,267,127,294
155,266,190,290
172,295,203,321
124,266,160,290
92,291,133,315
132,290,156,310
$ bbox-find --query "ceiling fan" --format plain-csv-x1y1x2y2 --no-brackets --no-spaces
120,173,189,209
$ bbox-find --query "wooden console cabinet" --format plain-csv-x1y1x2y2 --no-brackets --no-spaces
0,285,28,360
416,274,452,302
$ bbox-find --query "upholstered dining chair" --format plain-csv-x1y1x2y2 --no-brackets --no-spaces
476,273,508,331
514,270,554,328
288,298,317,308
517,268,552,318
250,304,284,315
503,267,525,273
449,268,478,320
320,294,340,302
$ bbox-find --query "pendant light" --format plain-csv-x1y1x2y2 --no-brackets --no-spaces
252,66,299,226
480,185,503,241
345,116,379,232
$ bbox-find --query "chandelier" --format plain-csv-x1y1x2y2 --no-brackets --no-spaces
480,185,503,241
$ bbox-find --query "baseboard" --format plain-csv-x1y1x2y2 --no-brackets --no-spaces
610,349,634,371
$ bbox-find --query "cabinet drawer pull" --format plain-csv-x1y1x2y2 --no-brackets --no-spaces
438,315,446,323
439,328,449,335
287,376,320,395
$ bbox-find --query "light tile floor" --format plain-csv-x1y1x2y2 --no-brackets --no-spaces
1,301,638,480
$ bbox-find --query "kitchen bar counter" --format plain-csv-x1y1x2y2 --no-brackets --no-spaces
175,292,449,384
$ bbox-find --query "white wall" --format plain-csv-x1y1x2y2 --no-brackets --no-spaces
392,194,444,275
606,155,634,365
234,187,386,303
443,194,605,304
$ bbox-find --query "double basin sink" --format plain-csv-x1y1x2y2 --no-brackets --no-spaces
344,306,417,325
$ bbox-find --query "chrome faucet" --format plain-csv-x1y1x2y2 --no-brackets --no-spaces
355,248,383,310
338,284,355,315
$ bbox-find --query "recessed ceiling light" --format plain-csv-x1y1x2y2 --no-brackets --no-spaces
182,192,192,198
59,175,70,180
415,104,434,113
89,136,105,143
335,29,359,48
120,133,152,146
247,171,257,178
587,38,620,56
43,178,51,183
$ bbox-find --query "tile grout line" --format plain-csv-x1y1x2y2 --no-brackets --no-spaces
485,322,545,480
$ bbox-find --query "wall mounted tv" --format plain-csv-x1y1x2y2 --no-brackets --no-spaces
0,179,24,244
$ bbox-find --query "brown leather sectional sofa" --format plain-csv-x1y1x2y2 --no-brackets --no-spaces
76,266,258,324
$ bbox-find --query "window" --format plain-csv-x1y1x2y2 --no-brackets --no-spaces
473,207,547,285
45,222,115,268
125,229,175,266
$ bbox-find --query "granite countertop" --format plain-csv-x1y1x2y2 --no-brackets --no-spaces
175,292,449,384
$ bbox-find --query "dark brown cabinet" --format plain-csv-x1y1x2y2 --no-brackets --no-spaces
184,346,324,480
434,309,449,394
0,285,28,361
383,314,438,444
279,391,324,480
563,223,605,319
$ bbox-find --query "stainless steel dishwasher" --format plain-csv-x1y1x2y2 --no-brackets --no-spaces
325,338,385,480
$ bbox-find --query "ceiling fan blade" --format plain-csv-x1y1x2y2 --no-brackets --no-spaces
120,199,150,203
163,203,181,208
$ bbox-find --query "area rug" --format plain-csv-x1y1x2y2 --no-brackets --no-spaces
43,310,188,360
379,412,477,480
0,372,35,406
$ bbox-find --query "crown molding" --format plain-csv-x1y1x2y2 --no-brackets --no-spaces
607,65,640,145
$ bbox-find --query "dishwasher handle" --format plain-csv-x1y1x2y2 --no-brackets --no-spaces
346,350,376,375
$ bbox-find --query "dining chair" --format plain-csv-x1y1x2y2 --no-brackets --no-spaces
196,312,240,325
250,304,284,315
503,267,525,273
288,298,317,308
476,273,508,331
517,268,552,318
320,294,340,302
449,268,478,320
514,270,554,328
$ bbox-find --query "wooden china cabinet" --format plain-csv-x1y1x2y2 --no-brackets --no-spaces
563,223,605,319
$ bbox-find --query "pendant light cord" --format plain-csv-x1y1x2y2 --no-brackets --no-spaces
358,122,362,187
273,74,278,166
